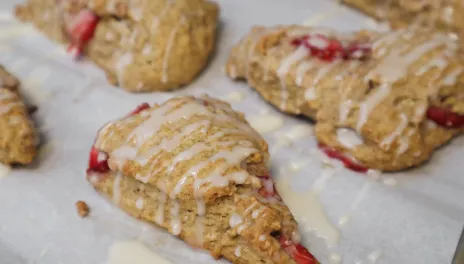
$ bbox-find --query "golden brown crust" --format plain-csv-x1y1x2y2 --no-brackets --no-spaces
226,25,463,171
0,67,37,165
15,0,219,92
87,96,310,263
342,0,464,37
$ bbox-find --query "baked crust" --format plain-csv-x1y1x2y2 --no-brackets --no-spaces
0,66,37,165
87,96,318,264
15,0,219,92
226,25,463,171
342,0,464,37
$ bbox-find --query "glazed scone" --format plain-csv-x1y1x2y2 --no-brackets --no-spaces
0,67,37,165
15,0,219,92
86,96,318,264
341,0,464,37
226,25,463,172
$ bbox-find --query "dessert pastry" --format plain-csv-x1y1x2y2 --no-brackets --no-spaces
15,0,219,92
0,66,38,165
225,25,463,172
86,95,318,264
341,0,464,37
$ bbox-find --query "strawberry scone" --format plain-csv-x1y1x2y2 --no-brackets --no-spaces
226,25,463,172
342,0,464,37
0,66,37,165
15,0,219,92
86,95,318,264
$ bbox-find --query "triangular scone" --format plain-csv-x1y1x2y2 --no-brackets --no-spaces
87,96,318,264
226,25,463,171
15,0,218,92
0,67,37,165
341,0,464,37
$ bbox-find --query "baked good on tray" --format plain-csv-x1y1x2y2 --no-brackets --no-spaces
0,66,37,165
225,25,463,172
341,0,464,36
15,0,219,93
86,95,318,264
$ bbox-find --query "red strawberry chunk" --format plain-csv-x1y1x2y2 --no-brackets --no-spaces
66,10,99,59
128,103,151,116
426,106,464,128
87,146,109,173
292,34,371,62
279,236,318,264
318,144,369,173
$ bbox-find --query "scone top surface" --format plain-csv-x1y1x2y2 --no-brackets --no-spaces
0,67,37,165
88,96,318,263
93,95,268,204
227,25,464,171
15,0,219,92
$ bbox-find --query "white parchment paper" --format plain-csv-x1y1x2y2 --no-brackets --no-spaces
0,0,463,263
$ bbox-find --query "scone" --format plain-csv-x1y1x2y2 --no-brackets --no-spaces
341,0,464,37
0,66,37,165
86,96,318,264
15,0,219,92
225,25,463,172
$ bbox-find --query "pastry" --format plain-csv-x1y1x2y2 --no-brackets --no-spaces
15,0,219,92
341,0,464,37
86,95,318,264
226,25,463,172
0,66,38,165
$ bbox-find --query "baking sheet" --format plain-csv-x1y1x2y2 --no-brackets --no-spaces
0,0,463,263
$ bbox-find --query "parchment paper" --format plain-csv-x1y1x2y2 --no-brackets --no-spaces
0,0,463,263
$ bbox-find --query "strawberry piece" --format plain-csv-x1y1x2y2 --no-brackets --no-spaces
128,103,151,116
292,35,371,62
426,106,464,128
318,144,369,173
87,146,109,173
66,10,99,59
280,236,318,264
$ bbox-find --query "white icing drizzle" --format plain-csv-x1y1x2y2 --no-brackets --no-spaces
135,198,144,209
380,113,408,149
155,192,167,225
277,46,308,109
162,17,186,84
170,200,181,235
234,246,241,257
356,83,391,132
229,213,243,228
259,235,266,241
369,33,455,83
337,128,364,149
151,1,172,33
115,53,133,87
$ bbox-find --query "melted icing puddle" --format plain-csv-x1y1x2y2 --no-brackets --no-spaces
247,114,284,134
276,178,340,248
105,240,172,264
